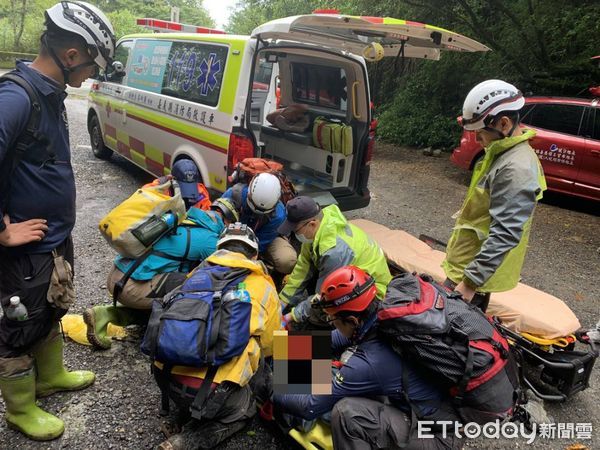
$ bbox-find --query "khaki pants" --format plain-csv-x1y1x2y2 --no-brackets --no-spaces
107,266,187,310
262,236,297,275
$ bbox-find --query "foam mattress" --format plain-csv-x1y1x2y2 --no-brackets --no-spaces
351,219,581,339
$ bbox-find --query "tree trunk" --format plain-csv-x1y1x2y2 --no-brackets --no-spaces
11,0,27,52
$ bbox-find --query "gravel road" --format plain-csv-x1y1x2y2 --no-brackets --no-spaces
0,92,598,450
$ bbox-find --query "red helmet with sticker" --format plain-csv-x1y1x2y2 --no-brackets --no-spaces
315,266,377,315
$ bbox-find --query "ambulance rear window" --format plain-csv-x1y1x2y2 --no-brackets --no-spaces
161,42,228,107
291,63,347,111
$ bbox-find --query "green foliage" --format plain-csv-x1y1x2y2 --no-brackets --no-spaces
0,0,214,53
227,0,600,150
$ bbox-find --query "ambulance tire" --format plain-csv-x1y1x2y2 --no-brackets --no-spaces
90,115,113,160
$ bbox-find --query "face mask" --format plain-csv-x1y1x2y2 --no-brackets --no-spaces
294,231,313,244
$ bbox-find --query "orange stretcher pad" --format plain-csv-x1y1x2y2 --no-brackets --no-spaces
351,219,581,340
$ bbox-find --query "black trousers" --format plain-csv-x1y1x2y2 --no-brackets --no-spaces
331,397,463,450
0,238,72,358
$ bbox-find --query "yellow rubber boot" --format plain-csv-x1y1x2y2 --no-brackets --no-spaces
33,330,95,398
0,371,64,440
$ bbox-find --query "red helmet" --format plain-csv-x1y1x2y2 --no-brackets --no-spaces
316,266,377,315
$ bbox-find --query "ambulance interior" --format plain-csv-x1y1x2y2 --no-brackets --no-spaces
248,48,369,199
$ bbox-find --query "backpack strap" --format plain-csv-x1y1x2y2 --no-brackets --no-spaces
190,365,219,420
0,73,54,208
0,73,54,168
112,248,155,306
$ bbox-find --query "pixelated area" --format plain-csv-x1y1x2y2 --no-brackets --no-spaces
273,330,332,395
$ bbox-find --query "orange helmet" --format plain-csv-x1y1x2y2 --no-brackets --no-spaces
315,266,377,315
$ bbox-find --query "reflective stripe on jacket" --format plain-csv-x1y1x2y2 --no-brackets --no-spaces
442,130,547,292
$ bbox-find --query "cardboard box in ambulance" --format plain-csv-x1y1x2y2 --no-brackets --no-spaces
87,14,488,210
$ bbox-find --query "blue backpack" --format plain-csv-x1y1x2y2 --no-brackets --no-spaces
141,263,252,417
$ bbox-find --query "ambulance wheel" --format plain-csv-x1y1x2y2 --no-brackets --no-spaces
90,115,113,160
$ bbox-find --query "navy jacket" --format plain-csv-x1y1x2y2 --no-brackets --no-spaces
0,61,74,254
274,319,446,421
221,184,286,253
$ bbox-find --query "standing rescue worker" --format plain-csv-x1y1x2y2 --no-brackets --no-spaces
277,196,391,327
0,2,115,440
442,80,547,312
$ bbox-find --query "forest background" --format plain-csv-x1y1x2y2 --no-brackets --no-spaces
2,0,598,149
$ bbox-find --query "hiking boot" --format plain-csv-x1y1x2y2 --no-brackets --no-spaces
33,329,95,397
0,370,64,440
84,305,145,350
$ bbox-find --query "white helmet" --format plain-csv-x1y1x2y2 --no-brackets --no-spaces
461,79,525,131
217,222,259,254
247,173,281,215
45,1,116,70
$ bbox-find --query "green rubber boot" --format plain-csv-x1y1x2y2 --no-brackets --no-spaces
0,370,64,440
33,330,95,398
83,305,147,350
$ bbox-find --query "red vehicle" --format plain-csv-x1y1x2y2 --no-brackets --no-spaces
451,96,600,201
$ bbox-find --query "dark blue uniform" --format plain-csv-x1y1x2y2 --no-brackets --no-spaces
274,321,445,420
0,60,75,254
222,184,286,254
0,60,75,359
274,317,462,449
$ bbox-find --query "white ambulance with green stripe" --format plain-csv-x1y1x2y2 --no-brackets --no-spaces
88,13,488,210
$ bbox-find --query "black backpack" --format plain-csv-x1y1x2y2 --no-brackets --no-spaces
377,272,520,424
0,72,54,208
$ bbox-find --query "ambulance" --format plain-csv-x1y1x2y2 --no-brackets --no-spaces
87,12,488,210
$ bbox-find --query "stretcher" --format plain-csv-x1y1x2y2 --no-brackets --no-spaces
350,219,598,403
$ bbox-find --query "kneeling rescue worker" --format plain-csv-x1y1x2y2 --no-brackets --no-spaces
84,193,239,349
275,266,463,450
278,196,391,328
151,224,282,449
0,1,115,441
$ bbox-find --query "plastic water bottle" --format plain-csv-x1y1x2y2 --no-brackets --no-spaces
6,296,28,321
161,212,177,228
236,283,251,303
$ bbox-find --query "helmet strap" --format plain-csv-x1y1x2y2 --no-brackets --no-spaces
484,112,520,139
45,35,96,85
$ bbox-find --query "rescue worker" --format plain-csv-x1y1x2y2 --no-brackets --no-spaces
274,266,462,450
221,172,297,277
442,80,547,312
155,224,282,449
84,197,239,349
278,196,391,327
0,2,115,440
145,159,212,211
